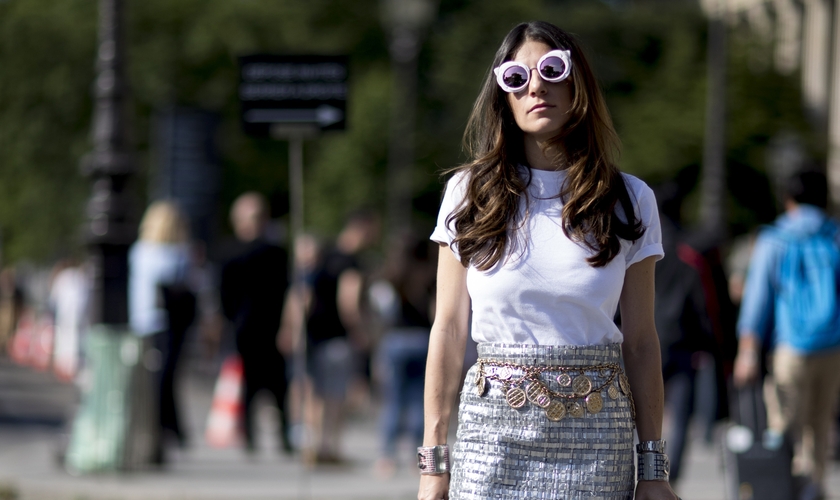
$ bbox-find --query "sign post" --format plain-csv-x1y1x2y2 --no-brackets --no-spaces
239,55,348,476
238,53,349,276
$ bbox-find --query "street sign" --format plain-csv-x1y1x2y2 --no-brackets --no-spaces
239,54,349,136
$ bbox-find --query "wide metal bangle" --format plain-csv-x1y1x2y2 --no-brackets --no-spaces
417,445,450,475
636,439,666,454
637,452,670,482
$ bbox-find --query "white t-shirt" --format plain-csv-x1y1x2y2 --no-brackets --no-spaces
128,241,192,336
430,167,663,346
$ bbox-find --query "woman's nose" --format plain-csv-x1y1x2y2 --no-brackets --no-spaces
528,68,547,95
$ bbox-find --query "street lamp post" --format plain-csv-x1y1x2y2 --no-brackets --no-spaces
700,0,727,240
381,0,437,236
81,0,137,325
64,0,146,474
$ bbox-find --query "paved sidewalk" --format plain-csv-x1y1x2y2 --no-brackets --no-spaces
1,358,839,499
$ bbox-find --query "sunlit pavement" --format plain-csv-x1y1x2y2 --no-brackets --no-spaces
1,357,839,500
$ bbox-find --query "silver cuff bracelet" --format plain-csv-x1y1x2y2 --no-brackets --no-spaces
637,452,670,482
417,445,450,475
636,439,666,454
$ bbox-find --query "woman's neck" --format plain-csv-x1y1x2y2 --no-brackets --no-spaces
524,136,566,171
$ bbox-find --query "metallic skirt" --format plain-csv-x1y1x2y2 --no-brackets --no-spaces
449,343,635,500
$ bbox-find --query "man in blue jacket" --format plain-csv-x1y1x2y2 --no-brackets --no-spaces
735,170,840,500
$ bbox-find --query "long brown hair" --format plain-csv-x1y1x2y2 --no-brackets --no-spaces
448,21,644,270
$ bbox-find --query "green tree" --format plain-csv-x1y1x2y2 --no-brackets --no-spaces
0,0,96,262
0,0,817,264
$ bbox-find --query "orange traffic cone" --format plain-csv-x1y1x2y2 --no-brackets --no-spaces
205,354,244,448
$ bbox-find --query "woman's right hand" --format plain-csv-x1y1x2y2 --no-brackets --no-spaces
418,473,450,500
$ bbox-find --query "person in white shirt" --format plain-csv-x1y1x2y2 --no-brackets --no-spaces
129,200,195,463
49,260,90,381
417,21,679,500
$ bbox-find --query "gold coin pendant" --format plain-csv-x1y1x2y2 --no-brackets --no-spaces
526,381,549,406
567,401,585,418
608,384,620,400
545,400,566,421
498,366,513,380
572,375,593,396
619,374,630,395
506,387,527,408
556,373,572,387
585,392,603,414
475,375,487,397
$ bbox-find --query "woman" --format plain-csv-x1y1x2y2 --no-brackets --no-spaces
129,200,196,463
417,22,679,500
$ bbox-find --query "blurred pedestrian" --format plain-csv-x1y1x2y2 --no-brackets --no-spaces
652,183,715,486
304,209,379,465
0,267,23,355
419,21,678,500
129,200,197,463
48,258,90,381
370,233,436,478
679,230,738,444
734,170,840,500
220,192,292,455
277,232,322,436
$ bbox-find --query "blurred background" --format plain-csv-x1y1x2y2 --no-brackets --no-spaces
0,0,829,257
1,0,839,498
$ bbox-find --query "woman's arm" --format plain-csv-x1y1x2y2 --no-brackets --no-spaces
620,256,663,443
418,243,471,500
619,256,678,500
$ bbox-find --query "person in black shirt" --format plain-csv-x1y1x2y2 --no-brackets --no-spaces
220,192,292,454
304,209,379,464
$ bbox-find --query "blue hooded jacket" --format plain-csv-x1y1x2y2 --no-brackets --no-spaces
737,204,840,353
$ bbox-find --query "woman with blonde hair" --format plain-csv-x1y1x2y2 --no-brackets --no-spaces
129,200,196,464
418,21,679,499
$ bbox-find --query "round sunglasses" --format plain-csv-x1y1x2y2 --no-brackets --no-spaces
493,49,572,93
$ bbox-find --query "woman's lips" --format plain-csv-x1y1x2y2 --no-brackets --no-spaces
528,103,553,113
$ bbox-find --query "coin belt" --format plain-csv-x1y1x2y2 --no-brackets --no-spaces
474,358,636,422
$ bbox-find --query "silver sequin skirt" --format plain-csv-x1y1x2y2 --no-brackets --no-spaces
449,343,635,500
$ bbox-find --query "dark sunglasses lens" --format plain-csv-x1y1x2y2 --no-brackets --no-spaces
502,66,529,89
539,57,567,80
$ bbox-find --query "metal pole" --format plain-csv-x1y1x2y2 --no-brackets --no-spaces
82,0,137,325
801,0,832,130
826,0,840,209
288,134,311,498
289,135,306,392
290,136,305,266
700,4,727,239
381,0,439,238
386,51,418,235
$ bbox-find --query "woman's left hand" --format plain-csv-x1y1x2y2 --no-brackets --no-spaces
634,480,680,500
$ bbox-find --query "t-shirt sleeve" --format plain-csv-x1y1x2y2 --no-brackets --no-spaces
430,171,468,250
624,178,664,268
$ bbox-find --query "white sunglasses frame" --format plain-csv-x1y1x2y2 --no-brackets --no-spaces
493,49,573,93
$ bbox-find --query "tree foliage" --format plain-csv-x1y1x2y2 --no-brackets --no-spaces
0,0,814,262
0,0,96,262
